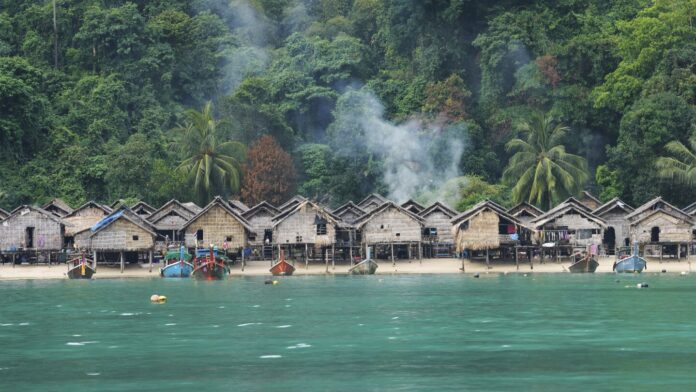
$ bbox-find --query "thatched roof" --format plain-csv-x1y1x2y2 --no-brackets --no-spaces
42,198,73,217
357,193,389,211
278,195,307,211
6,205,65,225
683,201,696,215
242,201,280,219
579,191,601,208
228,199,250,214
530,201,606,229
331,201,366,224
401,199,425,214
131,201,156,216
451,199,516,226
625,197,693,224
272,200,340,228
592,197,634,217
86,208,157,238
507,202,544,219
63,201,112,236
181,196,254,232
419,201,457,218
146,199,198,226
0,207,9,220
182,202,202,214
353,201,423,229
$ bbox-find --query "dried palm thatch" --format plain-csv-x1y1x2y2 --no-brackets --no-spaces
454,210,500,252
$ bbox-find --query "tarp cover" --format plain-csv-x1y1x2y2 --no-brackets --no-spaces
91,210,125,232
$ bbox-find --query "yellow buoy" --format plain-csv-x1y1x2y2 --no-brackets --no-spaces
150,294,167,303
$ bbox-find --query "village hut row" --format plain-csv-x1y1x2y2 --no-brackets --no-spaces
1,192,695,265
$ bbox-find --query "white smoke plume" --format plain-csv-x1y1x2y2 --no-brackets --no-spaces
332,90,465,203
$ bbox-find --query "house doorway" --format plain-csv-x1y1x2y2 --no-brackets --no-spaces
603,227,616,253
651,226,660,243
25,227,35,248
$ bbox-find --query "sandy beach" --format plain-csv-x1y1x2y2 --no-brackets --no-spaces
1,256,693,280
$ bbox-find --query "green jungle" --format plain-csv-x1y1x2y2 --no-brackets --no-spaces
0,0,694,211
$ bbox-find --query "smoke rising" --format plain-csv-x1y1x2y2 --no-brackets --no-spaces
331,90,465,204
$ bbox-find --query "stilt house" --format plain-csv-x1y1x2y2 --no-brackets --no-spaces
626,197,694,258
63,201,112,248
529,198,606,254
272,200,340,262
507,202,544,226
146,199,198,242
592,198,634,253
0,205,65,251
242,201,281,256
131,201,156,218
353,201,423,261
451,200,528,263
419,201,457,257
42,198,73,217
181,196,254,250
401,199,425,215
357,193,388,213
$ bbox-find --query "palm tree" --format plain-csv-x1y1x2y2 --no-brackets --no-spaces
175,101,246,204
502,112,589,209
656,135,696,187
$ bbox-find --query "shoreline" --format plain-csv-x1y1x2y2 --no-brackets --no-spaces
0,256,693,280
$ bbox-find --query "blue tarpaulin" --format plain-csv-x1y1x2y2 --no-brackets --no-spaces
91,210,125,232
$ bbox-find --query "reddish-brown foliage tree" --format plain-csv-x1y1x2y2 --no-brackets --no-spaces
241,135,296,206
536,54,561,87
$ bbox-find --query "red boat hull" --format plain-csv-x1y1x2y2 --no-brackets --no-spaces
270,260,295,276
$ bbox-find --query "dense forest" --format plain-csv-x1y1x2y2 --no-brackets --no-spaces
0,0,694,212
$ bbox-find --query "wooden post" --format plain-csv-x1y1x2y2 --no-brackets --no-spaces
407,244,412,263
486,248,490,269
331,244,335,270
241,246,245,272
349,245,354,267
48,252,51,266
305,243,309,269
418,241,422,265
120,251,124,273
461,250,465,272
391,242,395,267
325,248,328,273
12,253,15,268
148,250,153,273
515,247,519,271
93,250,97,272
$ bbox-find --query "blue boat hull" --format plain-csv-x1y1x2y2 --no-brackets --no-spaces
160,261,194,278
614,256,646,273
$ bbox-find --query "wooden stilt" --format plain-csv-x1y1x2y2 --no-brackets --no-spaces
331,244,335,270
325,248,328,273
148,250,153,273
515,247,519,271
349,245,354,267
120,251,124,273
486,248,490,270
241,246,245,272
391,242,395,267
407,244,412,263
418,241,422,265
461,250,465,272
93,250,97,272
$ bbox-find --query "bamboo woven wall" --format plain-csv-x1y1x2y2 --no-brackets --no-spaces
362,207,421,243
632,212,692,243
247,210,274,245
454,210,500,252
337,210,362,225
90,218,154,251
0,208,63,250
64,206,108,236
183,205,247,248
422,211,454,243
274,204,336,245
600,210,631,247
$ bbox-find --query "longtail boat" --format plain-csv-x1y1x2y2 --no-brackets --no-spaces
270,250,295,276
349,247,378,275
67,253,95,279
614,242,647,273
160,245,193,278
191,246,230,280
568,250,599,273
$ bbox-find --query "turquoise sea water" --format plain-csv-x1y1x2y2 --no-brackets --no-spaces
2,273,696,391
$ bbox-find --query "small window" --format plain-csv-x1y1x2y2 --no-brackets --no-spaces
226,236,232,242
132,235,139,241
196,229,204,241
249,234,257,241
317,223,327,235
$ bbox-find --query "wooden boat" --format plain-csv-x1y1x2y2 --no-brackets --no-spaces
349,247,378,275
270,250,295,276
67,253,95,279
568,253,599,273
191,246,230,280
160,246,193,278
614,242,647,273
